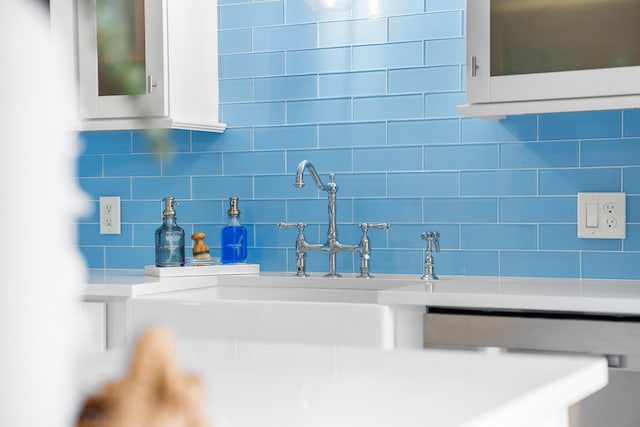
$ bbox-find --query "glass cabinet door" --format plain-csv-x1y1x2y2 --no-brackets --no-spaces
77,0,165,119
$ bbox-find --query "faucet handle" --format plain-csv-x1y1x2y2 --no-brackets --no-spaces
359,222,390,232
421,231,440,252
278,222,307,233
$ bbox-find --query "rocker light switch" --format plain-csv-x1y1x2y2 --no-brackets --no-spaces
586,203,598,228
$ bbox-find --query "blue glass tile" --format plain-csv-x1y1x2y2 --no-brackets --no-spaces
624,224,640,251
219,52,284,78
461,224,537,249
133,224,157,246
253,24,316,52
539,111,622,140
78,178,131,200
319,122,386,147
539,224,621,251
501,251,580,278
287,47,351,74
288,200,334,223
425,92,465,118
79,246,105,268
353,42,423,70
428,0,465,11
105,247,153,269
77,156,102,177
424,198,497,223
425,38,465,66
192,176,253,199
255,125,318,150
438,251,499,276
222,102,286,127
175,200,220,223
122,200,162,223
539,168,622,195
286,149,352,173
241,200,287,223
163,153,222,177
251,248,288,272
627,194,640,221
461,170,537,196
353,95,422,121
192,128,252,152
581,138,640,167
425,144,497,170
77,224,132,246
388,223,459,249
287,98,351,124
388,119,459,145
388,66,459,94
104,154,161,177
354,147,422,172
255,224,295,248
219,29,252,54
623,109,640,137
500,141,579,169
335,173,387,197
219,2,284,30
224,151,285,175
500,197,576,223
131,177,190,200
352,0,424,18
461,115,537,143
285,0,351,25
319,18,387,47
319,71,386,98
388,172,459,197
220,79,252,103
374,249,424,275
79,131,131,155
389,11,461,42
353,198,422,222
255,175,308,198
623,168,640,194
254,75,317,101
582,252,640,279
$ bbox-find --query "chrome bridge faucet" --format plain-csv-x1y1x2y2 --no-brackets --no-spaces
421,231,440,280
293,160,359,277
277,222,323,277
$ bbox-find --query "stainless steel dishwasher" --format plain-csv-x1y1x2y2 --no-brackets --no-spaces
423,307,640,427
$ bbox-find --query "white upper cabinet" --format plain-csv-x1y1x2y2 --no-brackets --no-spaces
460,0,640,119
51,0,226,132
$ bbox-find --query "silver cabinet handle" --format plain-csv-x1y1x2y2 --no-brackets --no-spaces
471,56,479,77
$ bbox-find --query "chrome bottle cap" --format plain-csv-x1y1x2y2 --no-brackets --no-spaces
227,197,240,217
162,197,179,217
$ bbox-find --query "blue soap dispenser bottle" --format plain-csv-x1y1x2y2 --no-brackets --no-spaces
221,197,247,263
155,197,185,267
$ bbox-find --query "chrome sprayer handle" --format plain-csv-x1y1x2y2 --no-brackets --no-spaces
421,231,440,281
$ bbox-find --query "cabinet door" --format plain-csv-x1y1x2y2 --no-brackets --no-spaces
81,301,106,354
77,0,166,119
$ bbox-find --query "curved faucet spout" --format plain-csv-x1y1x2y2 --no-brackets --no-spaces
295,160,333,192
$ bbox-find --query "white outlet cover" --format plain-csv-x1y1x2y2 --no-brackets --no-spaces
99,196,121,235
577,192,626,239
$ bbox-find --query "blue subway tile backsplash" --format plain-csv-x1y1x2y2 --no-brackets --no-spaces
75,0,640,279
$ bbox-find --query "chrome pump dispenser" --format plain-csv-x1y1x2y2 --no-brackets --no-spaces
221,197,247,264
154,197,185,267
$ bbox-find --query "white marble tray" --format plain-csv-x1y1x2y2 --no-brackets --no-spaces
144,263,260,277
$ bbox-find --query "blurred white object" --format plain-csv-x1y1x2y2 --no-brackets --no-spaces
0,1,88,426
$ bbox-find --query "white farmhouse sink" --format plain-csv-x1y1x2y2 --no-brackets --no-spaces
129,274,426,349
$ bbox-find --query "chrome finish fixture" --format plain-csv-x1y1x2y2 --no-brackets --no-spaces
294,160,359,277
277,222,323,277
357,223,390,278
471,55,479,77
421,231,440,280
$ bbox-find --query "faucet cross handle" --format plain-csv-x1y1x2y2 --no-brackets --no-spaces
359,222,390,232
357,223,390,279
278,222,307,234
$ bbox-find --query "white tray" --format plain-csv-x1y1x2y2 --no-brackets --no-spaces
144,263,260,277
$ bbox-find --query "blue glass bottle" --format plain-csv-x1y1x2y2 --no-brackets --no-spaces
221,197,247,263
155,197,185,267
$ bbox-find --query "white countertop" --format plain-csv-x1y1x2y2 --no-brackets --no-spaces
83,270,640,315
79,338,607,427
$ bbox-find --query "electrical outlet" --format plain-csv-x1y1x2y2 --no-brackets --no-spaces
100,196,121,235
577,192,626,239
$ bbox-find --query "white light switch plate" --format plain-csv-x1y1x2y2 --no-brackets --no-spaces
577,192,626,239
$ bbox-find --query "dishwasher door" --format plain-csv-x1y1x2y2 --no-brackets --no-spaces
423,309,640,427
